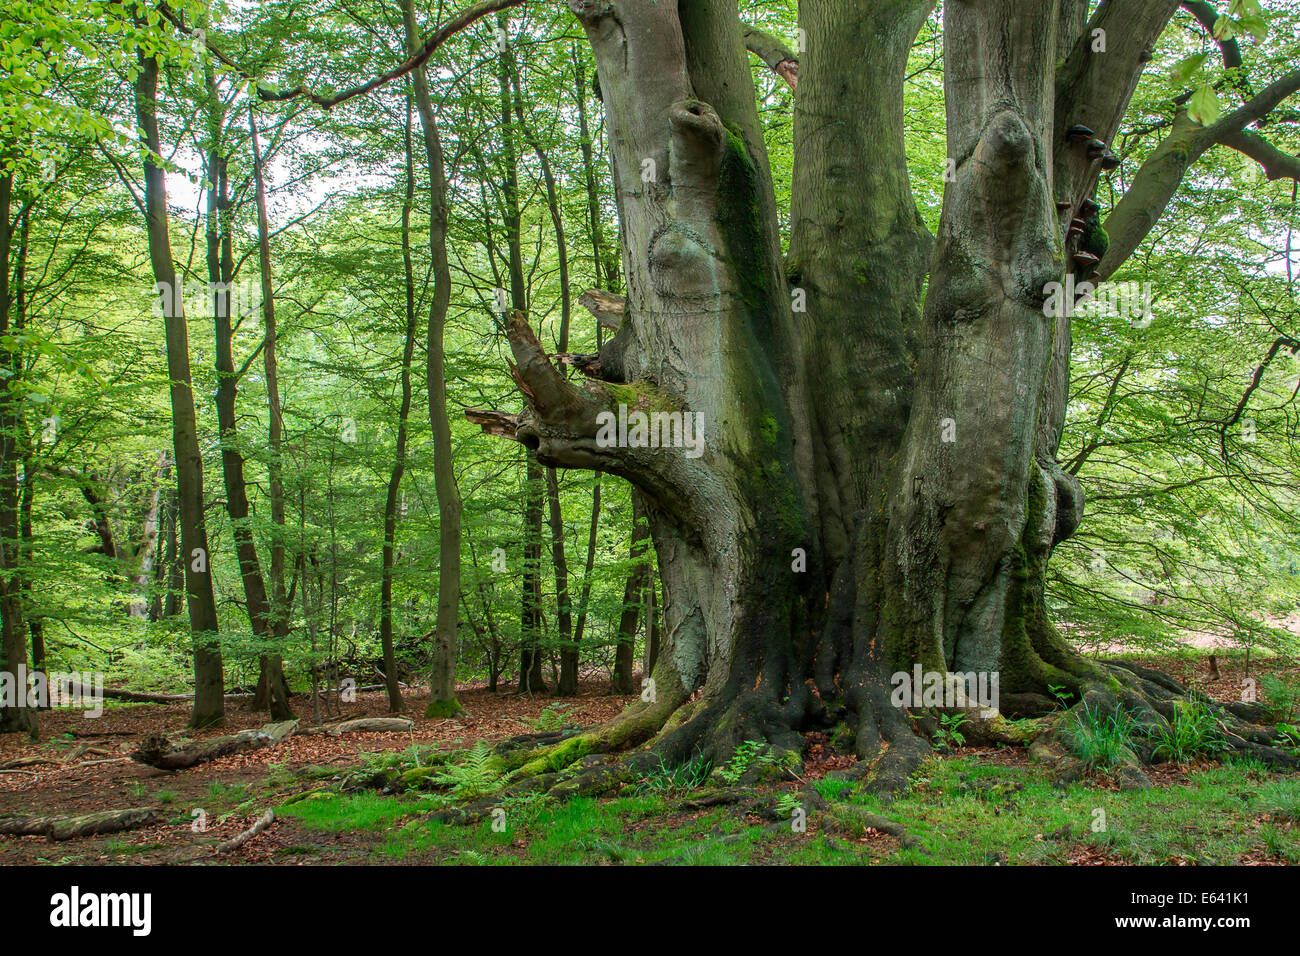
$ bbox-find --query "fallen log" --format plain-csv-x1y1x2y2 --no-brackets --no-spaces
0,806,159,840
216,809,275,854
62,682,190,703
131,720,299,770
62,682,256,703
0,755,49,769
325,717,414,736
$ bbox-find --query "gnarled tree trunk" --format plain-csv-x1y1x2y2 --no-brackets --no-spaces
465,0,1299,791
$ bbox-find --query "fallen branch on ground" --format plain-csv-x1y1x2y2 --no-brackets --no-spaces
131,720,299,770
215,809,275,854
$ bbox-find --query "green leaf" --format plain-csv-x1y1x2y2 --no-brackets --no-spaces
1213,15,1235,40
1238,14,1268,40
1170,52,1209,86
1188,84,1221,125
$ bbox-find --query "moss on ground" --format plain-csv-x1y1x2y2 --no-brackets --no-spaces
277,749,1300,865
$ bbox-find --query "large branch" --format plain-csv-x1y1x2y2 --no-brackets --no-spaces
742,25,798,90
1180,1,1242,71
161,0,526,109
1099,69,1300,278
1219,129,1300,182
1054,0,1181,201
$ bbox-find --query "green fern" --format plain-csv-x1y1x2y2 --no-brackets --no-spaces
431,742,501,798
529,703,575,733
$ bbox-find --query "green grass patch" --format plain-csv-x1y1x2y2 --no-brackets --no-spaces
272,752,1300,866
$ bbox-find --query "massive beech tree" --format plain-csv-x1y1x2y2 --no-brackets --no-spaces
458,0,1300,790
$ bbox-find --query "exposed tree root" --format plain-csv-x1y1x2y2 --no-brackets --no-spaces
350,526,1294,820
1026,661,1300,790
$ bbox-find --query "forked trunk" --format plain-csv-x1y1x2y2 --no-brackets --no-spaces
468,0,1279,786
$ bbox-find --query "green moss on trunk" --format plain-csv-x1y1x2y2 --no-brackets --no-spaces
425,697,464,719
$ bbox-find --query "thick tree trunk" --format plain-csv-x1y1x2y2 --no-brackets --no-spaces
459,0,1290,795
133,52,224,728
492,0,816,759
879,1,1066,684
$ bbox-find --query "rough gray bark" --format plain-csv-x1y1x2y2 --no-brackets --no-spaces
463,0,1300,790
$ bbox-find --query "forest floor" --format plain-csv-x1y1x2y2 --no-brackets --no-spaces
1,651,1298,865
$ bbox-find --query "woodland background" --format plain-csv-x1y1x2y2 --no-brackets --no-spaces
1,0,1298,717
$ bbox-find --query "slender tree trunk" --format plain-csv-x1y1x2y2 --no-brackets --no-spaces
247,105,293,719
155,485,183,621
401,0,464,717
545,468,576,694
569,60,616,672
508,62,578,696
519,454,547,694
574,45,619,292
129,452,166,619
13,211,42,681
467,539,504,692
134,52,224,728
20,458,43,673
493,18,547,696
611,493,650,694
644,569,659,676
204,75,287,722
0,166,34,736
377,95,421,714
571,477,599,651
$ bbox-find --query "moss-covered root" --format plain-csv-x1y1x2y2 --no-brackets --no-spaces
424,696,465,719
962,711,1049,748
1040,667,1300,777
493,692,689,794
